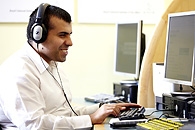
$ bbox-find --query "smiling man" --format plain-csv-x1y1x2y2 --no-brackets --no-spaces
0,3,141,130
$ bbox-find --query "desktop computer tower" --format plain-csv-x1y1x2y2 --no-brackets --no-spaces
187,100,195,119
155,96,163,110
162,93,195,119
113,82,138,103
162,93,175,116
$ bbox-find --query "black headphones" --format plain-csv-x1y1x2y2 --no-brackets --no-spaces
31,3,50,43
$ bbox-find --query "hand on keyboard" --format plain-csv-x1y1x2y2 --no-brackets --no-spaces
118,106,145,120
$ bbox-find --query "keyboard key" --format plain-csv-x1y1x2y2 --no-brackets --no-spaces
119,107,145,120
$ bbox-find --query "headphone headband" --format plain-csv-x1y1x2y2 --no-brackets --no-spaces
35,3,50,24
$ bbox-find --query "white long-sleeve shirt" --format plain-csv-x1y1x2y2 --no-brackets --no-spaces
0,44,99,130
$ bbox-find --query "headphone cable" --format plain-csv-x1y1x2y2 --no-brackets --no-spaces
40,58,78,116
55,62,78,116
37,44,78,116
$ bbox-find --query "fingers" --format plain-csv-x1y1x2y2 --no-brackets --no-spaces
104,104,124,117
104,103,141,116
112,106,121,117
116,103,141,108
92,102,141,122
103,104,121,116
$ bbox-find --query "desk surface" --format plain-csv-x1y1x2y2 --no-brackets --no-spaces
72,98,195,130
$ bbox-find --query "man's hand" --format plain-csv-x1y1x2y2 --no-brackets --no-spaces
89,103,141,124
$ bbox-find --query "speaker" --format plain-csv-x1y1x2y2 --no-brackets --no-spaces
31,3,50,43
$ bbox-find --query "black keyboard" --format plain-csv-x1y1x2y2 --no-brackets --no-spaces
118,106,145,120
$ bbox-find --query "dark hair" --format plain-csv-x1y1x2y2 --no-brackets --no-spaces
27,4,72,43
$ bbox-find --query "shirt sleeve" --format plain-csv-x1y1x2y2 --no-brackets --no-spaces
73,104,99,115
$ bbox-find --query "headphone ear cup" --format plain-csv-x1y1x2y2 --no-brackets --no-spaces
31,23,47,43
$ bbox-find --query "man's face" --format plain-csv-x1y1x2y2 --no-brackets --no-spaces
39,16,73,63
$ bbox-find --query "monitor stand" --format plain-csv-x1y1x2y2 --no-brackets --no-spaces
120,80,138,85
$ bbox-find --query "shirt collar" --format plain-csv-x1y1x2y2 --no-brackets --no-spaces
25,43,56,74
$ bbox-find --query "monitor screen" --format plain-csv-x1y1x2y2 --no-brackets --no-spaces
114,20,145,81
164,11,195,87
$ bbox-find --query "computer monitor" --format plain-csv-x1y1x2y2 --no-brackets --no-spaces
114,20,145,83
164,11,195,93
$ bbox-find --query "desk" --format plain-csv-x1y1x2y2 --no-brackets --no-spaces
73,98,195,130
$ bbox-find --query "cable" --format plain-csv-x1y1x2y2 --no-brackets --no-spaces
190,90,195,97
37,44,78,116
40,58,78,116
145,109,186,123
144,109,175,117
55,62,78,116
190,86,195,91
158,113,170,118
189,99,195,105
179,84,195,97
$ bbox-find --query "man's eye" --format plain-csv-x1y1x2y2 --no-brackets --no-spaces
59,32,69,37
59,34,65,37
59,34,67,37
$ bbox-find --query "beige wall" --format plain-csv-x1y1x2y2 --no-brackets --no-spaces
0,0,171,98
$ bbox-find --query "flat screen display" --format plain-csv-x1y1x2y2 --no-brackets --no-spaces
114,20,144,80
164,11,195,86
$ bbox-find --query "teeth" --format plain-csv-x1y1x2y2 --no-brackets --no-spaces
63,50,68,53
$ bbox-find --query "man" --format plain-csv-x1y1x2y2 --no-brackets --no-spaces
0,3,140,129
